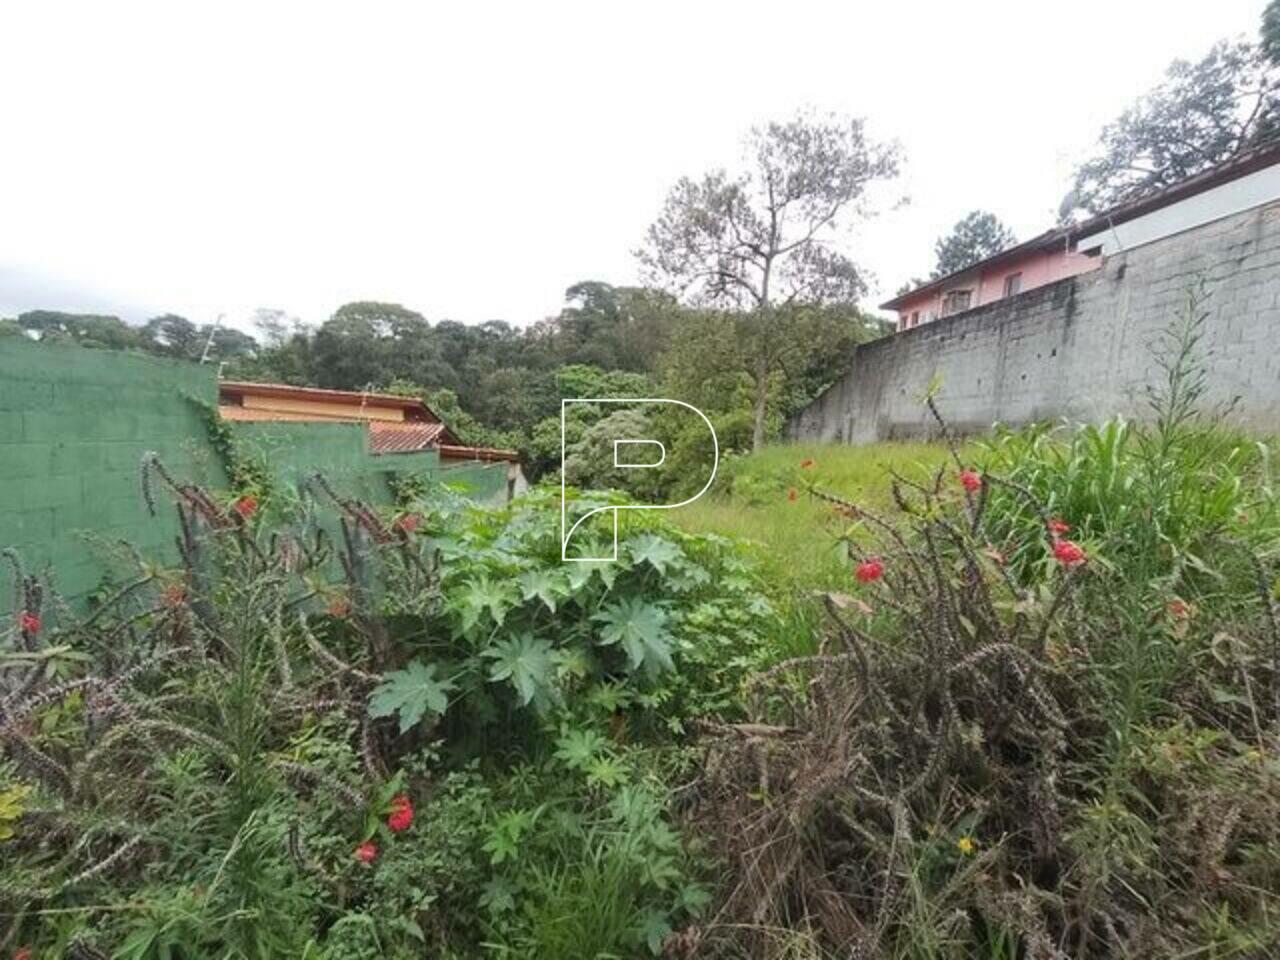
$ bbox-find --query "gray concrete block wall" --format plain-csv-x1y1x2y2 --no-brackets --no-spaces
787,202,1280,444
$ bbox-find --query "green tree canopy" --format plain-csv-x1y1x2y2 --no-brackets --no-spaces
1264,0,1280,66
1062,39,1279,219
931,211,1017,278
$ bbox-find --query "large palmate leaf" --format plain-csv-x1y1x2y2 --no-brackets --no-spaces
594,597,674,674
553,727,608,771
566,559,620,593
450,574,519,631
485,632,556,706
517,569,569,613
626,533,684,574
368,661,457,733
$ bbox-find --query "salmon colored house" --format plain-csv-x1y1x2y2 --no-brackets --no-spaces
884,230,1098,331
882,142,1280,330
218,380,526,493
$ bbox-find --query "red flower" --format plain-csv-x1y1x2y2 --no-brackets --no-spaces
958,469,982,493
1168,598,1192,620
1047,518,1070,535
787,487,798,502
1052,539,1086,567
355,841,378,863
13,948,33,960
395,513,421,534
387,793,414,833
800,458,815,470
232,494,258,519
161,583,187,608
19,611,40,635
855,558,884,583
327,595,352,619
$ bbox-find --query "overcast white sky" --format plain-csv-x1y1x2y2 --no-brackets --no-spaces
0,1,1268,331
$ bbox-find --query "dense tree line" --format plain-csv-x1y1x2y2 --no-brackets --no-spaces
1,283,886,484
4,310,259,362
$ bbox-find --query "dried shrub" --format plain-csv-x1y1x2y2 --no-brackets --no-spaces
681,454,1280,959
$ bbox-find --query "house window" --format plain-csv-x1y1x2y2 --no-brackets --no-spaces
1003,273,1022,297
941,289,972,317
910,311,920,328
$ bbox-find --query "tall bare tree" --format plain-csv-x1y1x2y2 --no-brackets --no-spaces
638,111,900,450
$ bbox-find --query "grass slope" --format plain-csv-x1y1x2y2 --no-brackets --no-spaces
675,441,956,592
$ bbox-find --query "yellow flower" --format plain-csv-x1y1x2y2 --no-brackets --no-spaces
956,836,976,856
1246,748,1264,764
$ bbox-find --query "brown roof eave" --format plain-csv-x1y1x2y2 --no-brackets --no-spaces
438,444,520,464
881,139,1280,312
217,379,444,422
879,229,1068,311
1068,140,1280,240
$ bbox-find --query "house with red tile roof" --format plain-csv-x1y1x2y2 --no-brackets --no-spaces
218,380,526,492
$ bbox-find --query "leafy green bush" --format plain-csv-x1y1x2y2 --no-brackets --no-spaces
977,292,1278,585
359,485,775,749
0,461,760,958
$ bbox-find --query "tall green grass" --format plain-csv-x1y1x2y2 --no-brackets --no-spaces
673,442,956,662
675,441,955,593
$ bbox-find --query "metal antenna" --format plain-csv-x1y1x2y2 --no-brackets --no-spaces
199,313,225,364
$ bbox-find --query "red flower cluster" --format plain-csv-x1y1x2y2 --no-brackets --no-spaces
395,513,422,534
19,611,40,635
1168,598,1192,620
161,583,187,609
355,841,378,863
855,558,884,583
232,494,259,519
13,947,33,960
800,458,816,470
958,469,982,493
1052,539,1086,567
787,487,798,502
327,594,352,619
1047,518,1070,535
388,793,414,833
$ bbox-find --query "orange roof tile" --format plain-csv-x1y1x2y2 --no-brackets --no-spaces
368,421,454,454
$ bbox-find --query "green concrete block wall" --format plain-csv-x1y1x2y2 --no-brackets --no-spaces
0,337,515,614
0,337,225,609
434,459,511,504
230,420,439,503
229,423,511,505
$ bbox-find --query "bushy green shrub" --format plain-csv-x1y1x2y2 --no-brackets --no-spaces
977,292,1278,586
0,464,759,957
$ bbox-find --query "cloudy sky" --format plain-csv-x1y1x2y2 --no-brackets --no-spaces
0,1,1268,331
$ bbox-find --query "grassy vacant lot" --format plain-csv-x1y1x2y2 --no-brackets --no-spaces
8,396,1280,956
675,441,955,591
